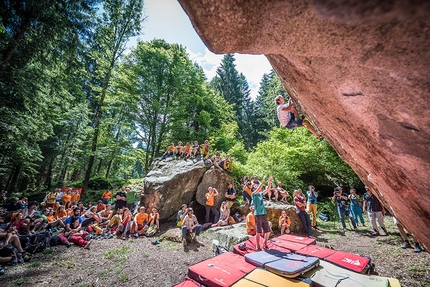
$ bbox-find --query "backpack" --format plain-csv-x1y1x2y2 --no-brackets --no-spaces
201,222,212,231
145,225,157,237
23,231,51,254
49,235,61,246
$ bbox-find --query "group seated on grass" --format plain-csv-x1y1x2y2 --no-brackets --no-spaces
160,140,233,173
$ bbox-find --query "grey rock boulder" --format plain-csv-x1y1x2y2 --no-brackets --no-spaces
196,169,234,209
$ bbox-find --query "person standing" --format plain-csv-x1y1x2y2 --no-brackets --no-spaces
125,188,137,212
252,176,273,250
113,186,127,216
225,182,236,210
102,189,112,204
204,187,219,223
363,186,387,236
332,187,357,233
306,185,318,228
294,189,316,238
348,188,365,226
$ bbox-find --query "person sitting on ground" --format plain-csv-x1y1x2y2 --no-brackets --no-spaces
62,189,72,206
191,141,200,158
60,215,92,249
204,187,219,223
279,210,291,234
101,189,112,205
201,140,211,161
294,189,316,238
81,206,101,228
0,219,25,253
246,205,257,235
394,217,423,253
55,205,68,221
161,142,175,160
2,197,23,212
76,201,86,214
181,208,202,249
211,201,230,228
133,206,149,236
183,142,192,160
175,141,184,158
177,204,187,228
107,208,123,232
23,201,44,234
148,207,160,231
96,200,106,213
116,208,132,239
225,182,236,209
242,181,252,206
98,204,112,227
274,95,322,139
41,208,65,230
5,212,28,236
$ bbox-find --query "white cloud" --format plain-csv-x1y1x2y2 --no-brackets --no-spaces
187,48,273,100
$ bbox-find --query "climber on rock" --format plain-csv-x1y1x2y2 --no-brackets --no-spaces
274,95,322,139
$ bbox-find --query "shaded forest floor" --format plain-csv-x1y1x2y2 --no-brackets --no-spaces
2,216,429,287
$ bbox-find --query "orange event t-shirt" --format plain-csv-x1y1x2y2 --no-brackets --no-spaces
279,216,291,227
71,193,80,203
205,192,215,206
102,191,112,200
244,186,252,197
246,213,256,234
62,193,71,203
55,211,67,219
136,213,149,225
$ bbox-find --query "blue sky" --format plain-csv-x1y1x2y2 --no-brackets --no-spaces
129,0,272,99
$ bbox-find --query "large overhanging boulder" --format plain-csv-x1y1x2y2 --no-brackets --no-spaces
178,0,430,249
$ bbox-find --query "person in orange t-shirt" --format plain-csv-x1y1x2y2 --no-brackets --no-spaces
279,210,291,234
55,205,68,221
204,187,219,223
102,189,112,204
246,205,256,235
71,190,80,205
132,206,149,235
242,181,252,205
96,200,106,212
62,190,72,205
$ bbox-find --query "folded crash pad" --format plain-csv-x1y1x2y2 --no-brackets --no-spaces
265,253,320,278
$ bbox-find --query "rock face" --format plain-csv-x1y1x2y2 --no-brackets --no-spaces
141,158,211,220
263,201,303,232
203,222,251,251
178,0,430,249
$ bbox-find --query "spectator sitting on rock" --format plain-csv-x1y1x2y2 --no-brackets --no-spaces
276,182,289,203
191,141,200,158
224,154,233,172
225,182,236,209
211,201,230,228
201,140,211,161
183,142,192,160
211,151,224,172
161,143,175,160
181,208,202,250
242,181,253,206
204,187,219,223
175,141,184,159
177,204,187,227
279,210,291,234
246,205,256,235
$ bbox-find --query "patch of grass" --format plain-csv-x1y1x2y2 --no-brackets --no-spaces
52,258,75,269
11,279,25,285
119,273,128,282
43,249,54,254
129,239,135,243
27,261,41,268
99,269,108,276
103,246,131,260
78,283,91,287
161,240,179,250
114,256,127,265
143,254,149,258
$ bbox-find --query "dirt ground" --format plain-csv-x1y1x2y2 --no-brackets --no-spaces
2,216,429,287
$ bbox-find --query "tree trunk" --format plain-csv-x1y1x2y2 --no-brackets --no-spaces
96,158,103,175
45,157,54,189
6,164,21,192
106,159,114,178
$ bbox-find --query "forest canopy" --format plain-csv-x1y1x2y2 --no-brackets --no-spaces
0,0,361,193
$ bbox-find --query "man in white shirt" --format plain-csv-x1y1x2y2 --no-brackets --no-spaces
275,95,322,139
181,208,202,249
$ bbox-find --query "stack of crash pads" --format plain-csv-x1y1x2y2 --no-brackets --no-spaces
176,233,400,287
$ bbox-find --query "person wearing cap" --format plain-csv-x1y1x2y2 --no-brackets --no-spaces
306,185,319,228
96,200,106,212
363,186,387,236
294,189,316,238
332,187,357,233
274,95,322,139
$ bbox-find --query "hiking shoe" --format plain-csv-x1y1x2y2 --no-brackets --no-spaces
362,223,365,227
382,227,388,235
84,239,93,250
401,241,411,249
414,245,422,253
183,239,187,247
354,227,358,231
65,242,71,248
371,231,380,236
309,235,317,239
340,229,345,234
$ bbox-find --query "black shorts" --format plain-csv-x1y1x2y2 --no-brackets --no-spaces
255,215,271,233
